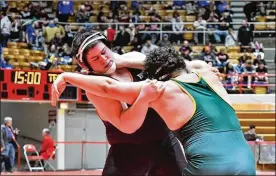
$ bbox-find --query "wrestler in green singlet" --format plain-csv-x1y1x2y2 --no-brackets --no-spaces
171,75,256,175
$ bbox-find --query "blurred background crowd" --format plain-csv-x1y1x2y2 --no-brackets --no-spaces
0,0,275,93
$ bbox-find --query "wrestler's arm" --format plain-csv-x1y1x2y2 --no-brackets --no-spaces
114,51,216,72
113,52,146,70
85,93,149,134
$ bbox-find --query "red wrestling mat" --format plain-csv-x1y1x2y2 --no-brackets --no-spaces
1,170,275,175
1,170,103,175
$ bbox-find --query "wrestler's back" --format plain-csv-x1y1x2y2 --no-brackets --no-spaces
170,76,256,175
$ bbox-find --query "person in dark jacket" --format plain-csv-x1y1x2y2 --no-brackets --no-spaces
238,20,253,48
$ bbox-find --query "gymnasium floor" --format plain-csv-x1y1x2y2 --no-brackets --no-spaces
1,170,275,175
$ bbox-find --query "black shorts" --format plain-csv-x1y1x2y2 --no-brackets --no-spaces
102,132,187,176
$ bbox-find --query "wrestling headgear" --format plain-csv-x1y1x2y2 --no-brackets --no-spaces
74,32,107,71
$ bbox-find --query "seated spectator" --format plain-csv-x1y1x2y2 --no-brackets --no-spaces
252,41,265,60
238,52,252,65
118,7,129,22
253,54,266,67
63,25,74,46
234,61,245,75
200,46,220,66
214,12,232,43
20,6,31,19
181,48,192,61
162,16,173,31
106,12,115,23
32,30,45,51
54,18,65,38
207,12,219,29
10,17,21,42
255,61,268,83
157,34,171,47
84,1,95,16
97,6,105,23
77,5,90,23
1,12,11,48
244,125,260,141
238,20,253,48
193,15,207,44
1,57,14,69
127,23,136,42
243,2,257,22
141,39,158,56
224,62,238,90
242,60,256,87
40,128,55,161
173,1,185,9
57,0,74,22
114,26,130,47
185,1,196,15
179,40,193,56
225,28,238,47
172,15,184,44
202,42,218,55
130,35,142,52
50,32,64,49
43,20,59,44
217,48,229,68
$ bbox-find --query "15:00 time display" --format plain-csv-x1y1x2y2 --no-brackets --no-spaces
12,71,41,85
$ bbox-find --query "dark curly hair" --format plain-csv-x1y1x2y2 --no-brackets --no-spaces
71,30,106,70
143,47,187,81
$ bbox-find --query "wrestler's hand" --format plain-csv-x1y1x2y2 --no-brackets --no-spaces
140,79,165,102
51,73,67,106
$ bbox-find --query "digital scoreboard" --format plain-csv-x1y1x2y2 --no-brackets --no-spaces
0,69,88,102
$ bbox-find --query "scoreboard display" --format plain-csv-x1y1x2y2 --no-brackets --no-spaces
0,69,88,102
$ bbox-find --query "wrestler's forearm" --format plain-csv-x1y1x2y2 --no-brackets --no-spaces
118,95,149,134
62,72,142,104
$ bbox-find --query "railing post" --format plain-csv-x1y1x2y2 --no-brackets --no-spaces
81,141,85,171
17,144,21,170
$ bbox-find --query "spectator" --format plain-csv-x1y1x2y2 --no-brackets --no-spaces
1,140,12,173
84,1,94,16
10,17,21,42
216,0,228,17
200,46,220,66
127,23,136,42
238,52,252,65
252,41,265,60
63,25,74,46
141,39,158,56
43,20,59,44
198,1,210,8
173,1,185,9
106,12,115,23
162,16,173,31
31,30,44,51
20,6,31,19
185,2,196,15
1,117,18,169
54,18,65,38
179,40,193,56
104,25,116,48
255,61,268,83
25,21,39,45
253,54,266,67
118,6,129,22
217,48,229,68
207,12,219,29
97,6,105,23
114,26,130,47
243,2,258,22
202,42,218,55
1,57,14,69
1,11,11,48
234,61,245,75
238,20,253,48
242,60,256,87
225,28,238,47
172,15,184,44
181,48,193,61
50,32,64,48
57,0,74,22
224,62,238,90
40,129,55,161
77,5,90,23
193,15,207,44
244,125,259,141
130,35,142,52
157,34,171,47
214,12,232,43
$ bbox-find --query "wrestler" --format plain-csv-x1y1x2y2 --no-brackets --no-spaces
64,30,199,176
52,46,256,175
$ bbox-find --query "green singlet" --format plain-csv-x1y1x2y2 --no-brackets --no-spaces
171,73,256,176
